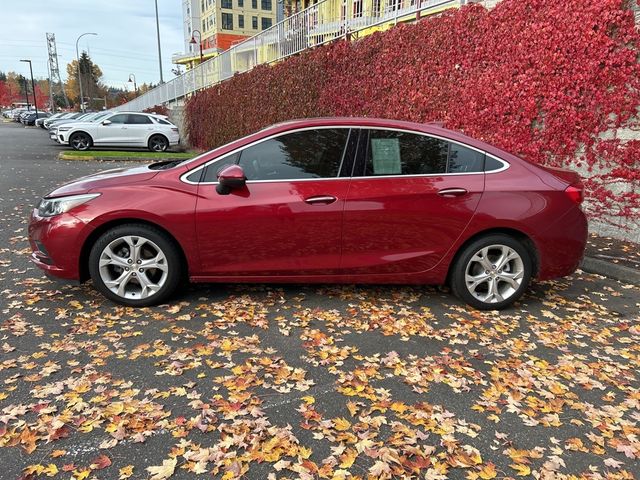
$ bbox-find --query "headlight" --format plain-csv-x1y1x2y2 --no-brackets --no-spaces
37,193,101,217
58,126,71,132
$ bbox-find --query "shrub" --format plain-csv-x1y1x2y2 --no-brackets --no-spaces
185,0,640,222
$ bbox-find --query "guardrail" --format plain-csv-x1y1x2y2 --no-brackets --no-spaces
114,0,462,112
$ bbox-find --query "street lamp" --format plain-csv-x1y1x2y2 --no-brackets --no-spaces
128,74,137,94
75,32,97,113
19,59,38,118
190,30,204,64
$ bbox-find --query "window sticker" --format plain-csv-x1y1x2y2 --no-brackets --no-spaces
371,138,401,174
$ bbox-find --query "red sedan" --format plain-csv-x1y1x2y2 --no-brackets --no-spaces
29,118,587,310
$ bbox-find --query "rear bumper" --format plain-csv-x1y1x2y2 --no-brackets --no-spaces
533,205,588,280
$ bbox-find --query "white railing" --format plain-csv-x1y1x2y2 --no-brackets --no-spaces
114,0,461,112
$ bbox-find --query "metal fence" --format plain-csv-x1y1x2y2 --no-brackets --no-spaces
115,0,461,112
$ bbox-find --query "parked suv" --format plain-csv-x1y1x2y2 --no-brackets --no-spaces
58,112,180,152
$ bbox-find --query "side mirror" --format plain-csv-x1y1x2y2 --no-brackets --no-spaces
216,164,246,195
102,120,112,126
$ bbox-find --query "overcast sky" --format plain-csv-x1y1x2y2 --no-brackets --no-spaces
0,0,185,90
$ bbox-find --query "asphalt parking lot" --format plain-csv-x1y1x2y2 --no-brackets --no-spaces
0,121,639,479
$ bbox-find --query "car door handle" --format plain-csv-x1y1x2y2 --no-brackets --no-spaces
305,195,337,205
438,188,468,197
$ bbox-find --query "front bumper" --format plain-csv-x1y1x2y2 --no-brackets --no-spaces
28,209,89,280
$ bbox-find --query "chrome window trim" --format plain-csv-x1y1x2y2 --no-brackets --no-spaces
179,125,510,185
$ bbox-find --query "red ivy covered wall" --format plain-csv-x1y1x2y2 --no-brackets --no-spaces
185,0,640,223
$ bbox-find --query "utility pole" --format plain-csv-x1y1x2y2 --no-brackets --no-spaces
20,59,38,117
47,62,54,113
155,0,164,84
76,32,97,112
46,33,70,109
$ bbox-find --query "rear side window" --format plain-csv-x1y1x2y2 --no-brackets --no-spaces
154,118,172,125
238,128,350,181
127,114,153,124
484,156,504,172
364,130,448,176
448,144,485,173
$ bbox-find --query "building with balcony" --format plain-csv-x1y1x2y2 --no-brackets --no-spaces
174,0,286,70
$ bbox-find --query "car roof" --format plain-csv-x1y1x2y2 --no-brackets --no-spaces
261,117,518,163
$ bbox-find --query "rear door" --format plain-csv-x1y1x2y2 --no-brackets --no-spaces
122,114,155,146
341,128,485,275
194,127,356,276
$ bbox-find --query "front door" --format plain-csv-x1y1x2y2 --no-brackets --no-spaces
341,128,485,275
194,127,355,276
94,113,129,145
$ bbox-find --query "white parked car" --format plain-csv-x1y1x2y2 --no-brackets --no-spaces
56,112,180,152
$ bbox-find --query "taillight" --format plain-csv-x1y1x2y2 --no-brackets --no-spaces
565,184,584,204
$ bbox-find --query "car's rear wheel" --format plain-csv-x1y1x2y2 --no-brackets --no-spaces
88,224,183,307
450,234,532,310
69,132,92,151
148,134,169,152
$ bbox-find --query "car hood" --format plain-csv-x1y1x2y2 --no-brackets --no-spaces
45,165,160,198
57,121,97,128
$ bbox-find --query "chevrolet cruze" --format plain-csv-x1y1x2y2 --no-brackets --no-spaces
29,118,588,310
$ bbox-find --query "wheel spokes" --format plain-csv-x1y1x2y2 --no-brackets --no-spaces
98,235,168,300
465,244,525,304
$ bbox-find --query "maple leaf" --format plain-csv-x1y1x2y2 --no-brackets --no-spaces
369,460,391,477
510,463,531,476
333,417,351,431
478,463,497,479
603,458,624,469
119,465,134,479
147,457,177,480
90,454,112,470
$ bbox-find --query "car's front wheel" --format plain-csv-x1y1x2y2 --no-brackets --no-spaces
148,134,169,152
450,234,532,310
69,132,92,151
88,224,183,306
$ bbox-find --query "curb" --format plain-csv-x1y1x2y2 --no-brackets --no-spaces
581,257,640,285
58,153,183,162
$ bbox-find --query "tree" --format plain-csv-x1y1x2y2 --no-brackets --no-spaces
65,52,106,109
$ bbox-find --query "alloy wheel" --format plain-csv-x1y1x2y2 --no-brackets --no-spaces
71,134,90,151
149,136,168,152
98,235,168,300
464,244,525,304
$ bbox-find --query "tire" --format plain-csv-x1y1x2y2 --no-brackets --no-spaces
88,224,184,307
148,134,169,152
450,234,532,310
69,132,92,151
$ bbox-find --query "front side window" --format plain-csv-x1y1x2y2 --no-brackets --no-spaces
238,129,350,181
222,12,233,30
364,130,448,176
108,114,128,124
203,152,241,182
